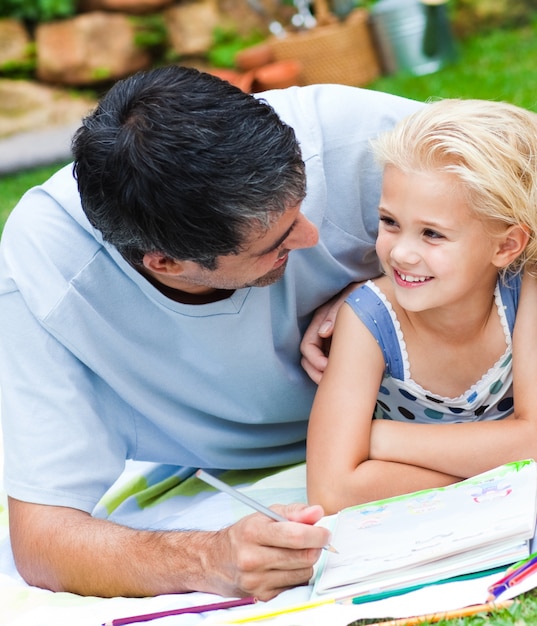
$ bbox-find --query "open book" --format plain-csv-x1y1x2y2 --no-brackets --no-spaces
312,460,537,600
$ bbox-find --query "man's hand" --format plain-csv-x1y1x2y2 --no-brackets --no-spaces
300,302,333,384
301,283,363,384
9,498,329,601
206,503,329,600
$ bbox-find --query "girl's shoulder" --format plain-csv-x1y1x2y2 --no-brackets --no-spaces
346,276,400,320
345,276,407,381
346,277,402,339
369,275,401,315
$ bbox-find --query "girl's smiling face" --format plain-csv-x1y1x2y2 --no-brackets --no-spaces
376,165,504,313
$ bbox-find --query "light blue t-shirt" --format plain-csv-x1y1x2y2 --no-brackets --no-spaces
0,84,422,512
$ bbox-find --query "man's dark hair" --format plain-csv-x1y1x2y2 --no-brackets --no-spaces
72,65,306,269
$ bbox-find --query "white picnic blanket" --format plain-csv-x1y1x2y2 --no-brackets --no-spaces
0,450,309,626
1,389,534,626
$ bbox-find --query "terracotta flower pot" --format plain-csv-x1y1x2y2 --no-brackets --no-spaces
252,59,302,91
235,43,275,71
206,68,255,93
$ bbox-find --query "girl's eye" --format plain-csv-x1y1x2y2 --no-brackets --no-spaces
424,229,444,240
379,216,397,228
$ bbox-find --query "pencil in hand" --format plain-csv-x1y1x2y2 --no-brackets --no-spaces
195,469,338,553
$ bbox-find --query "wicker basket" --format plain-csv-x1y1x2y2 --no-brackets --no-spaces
268,8,381,87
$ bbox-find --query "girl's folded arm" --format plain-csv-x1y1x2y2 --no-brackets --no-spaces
306,303,414,512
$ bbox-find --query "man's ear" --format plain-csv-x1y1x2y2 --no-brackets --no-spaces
142,252,185,276
493,225,530,269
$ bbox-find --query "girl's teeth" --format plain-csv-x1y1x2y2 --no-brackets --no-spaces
399,273,427,283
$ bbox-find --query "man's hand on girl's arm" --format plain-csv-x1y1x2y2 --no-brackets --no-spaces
300,282,364,384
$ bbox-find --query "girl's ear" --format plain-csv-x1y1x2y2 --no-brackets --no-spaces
142,252,185,276
493,224,530,269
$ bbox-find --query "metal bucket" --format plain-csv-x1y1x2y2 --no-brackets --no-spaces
369,0,456,76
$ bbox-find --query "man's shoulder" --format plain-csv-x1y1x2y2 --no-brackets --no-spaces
257,84,423,159
1,163,103,305
4,163,95,248
258,84,423,122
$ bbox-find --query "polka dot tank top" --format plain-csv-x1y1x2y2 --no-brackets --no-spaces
344,273,520,423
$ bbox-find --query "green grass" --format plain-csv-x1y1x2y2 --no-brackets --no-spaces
3,21,537,623
350,595,537,625
368,19,537,108
0,161,70,234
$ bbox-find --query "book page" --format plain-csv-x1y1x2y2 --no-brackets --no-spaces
314,461,537,596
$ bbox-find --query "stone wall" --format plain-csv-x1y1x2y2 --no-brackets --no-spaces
3,0,536,89
2,0,535,142
0,0,294,86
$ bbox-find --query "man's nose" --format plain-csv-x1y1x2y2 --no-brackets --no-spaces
287,213,319,250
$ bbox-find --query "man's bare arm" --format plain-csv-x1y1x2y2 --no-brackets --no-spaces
9,497,329,600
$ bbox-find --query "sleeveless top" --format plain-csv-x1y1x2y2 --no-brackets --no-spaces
344,273,520,423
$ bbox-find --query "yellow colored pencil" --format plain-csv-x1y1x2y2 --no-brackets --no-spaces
365,599,514,626
223,597,336,623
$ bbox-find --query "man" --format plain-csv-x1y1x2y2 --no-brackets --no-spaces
0,65,421,600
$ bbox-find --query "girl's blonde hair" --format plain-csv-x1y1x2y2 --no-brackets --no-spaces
371,98,537,275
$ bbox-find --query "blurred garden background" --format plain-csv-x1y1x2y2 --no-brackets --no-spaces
2,0,537,231
2,2,537,622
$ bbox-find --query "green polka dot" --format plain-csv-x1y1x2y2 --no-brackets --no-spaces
424,408,444,420
490,380,503,394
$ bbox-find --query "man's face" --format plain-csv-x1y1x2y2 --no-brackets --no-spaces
146,204,319,294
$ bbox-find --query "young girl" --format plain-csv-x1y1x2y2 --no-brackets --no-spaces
307,98,537,514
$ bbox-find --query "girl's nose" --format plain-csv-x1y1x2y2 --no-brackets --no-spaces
390,238,420,266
